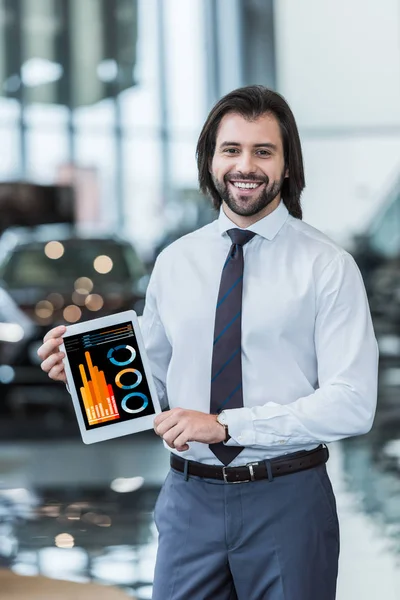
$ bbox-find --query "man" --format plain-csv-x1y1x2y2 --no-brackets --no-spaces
38,86,378,599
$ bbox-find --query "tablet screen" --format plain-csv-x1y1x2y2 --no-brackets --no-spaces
63,321,156,430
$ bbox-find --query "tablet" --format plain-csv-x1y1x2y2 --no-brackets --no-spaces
60,310,161,444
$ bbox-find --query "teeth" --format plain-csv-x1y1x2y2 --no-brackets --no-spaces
233,182,260,189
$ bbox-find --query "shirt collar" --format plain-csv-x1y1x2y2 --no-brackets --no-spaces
217,200,289,241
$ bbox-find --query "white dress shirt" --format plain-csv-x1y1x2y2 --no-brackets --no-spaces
141,200,379,466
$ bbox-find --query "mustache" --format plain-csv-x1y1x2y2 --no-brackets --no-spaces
224,173,269,184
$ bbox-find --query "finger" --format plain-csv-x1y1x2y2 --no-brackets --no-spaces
154,407,185,429
37,338,64,361
163,424,185,449
153,420,164,437
40,350,65,372
154,410,173,428
48,362,66,382
173,431,191,449
175,444,189,452
162,439,175,450
155,413,181,437
40,351,65,374
43,325,67,344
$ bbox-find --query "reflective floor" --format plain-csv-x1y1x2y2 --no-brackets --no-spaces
1,335,400,599
0,431,169,599
332,440,400,599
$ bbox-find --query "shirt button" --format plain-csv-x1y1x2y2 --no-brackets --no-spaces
279,440,285,444
238,436,243,441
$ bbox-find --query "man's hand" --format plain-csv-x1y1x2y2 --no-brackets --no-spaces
154,408,226,452
37,325,67,383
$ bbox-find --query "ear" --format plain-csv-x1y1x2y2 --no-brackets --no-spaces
284,167,289,179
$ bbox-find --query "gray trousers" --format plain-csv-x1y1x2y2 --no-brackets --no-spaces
152,462,340,600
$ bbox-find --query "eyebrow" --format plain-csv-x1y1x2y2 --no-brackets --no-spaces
219,141,278,151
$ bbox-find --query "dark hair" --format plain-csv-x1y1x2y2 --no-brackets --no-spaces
196,85,305,219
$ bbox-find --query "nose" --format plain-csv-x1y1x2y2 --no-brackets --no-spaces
235,151,256,175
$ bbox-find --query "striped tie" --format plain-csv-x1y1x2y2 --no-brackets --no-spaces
209,228,256,465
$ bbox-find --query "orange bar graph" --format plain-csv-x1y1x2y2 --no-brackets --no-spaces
79,364,94,418
98,369,119,416
80,386,92,422
78,350,120,425
89,380,100,419
108,383,118,415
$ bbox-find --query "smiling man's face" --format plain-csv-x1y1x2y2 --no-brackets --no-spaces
210,112,288,226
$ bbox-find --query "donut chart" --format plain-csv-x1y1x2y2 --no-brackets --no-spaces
107,345,136,366
115,368,143,390
121,392,149,414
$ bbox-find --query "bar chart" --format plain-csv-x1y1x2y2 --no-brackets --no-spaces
79,350,120,425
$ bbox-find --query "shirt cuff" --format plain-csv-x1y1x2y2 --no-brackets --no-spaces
223,407,255,446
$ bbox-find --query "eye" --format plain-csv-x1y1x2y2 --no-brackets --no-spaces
223,148,239,154
257,149,271,156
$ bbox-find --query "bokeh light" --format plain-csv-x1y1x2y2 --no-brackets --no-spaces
44,241,64,260
85,294,104,311
63,305,82,323
35,300,54,319
74,277,93,294
93,255,113,274
72,291,88,306
55,533,74,549
46,292,64,309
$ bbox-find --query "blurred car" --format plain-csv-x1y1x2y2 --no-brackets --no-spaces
0,226,148,325
0,285,47,415
0,226,149,421
0,281,77,430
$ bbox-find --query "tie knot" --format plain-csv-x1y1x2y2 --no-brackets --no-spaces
227,228,256,247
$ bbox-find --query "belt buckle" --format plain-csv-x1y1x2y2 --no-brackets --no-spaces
222,462,258,484
247,461,258,481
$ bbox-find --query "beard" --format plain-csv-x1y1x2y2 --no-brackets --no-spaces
212,170,286,218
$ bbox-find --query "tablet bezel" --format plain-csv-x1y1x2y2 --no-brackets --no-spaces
60,310,161,444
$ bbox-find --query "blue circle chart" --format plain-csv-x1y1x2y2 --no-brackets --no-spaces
121,393,149,414
107,345,136,366
115,368,143,390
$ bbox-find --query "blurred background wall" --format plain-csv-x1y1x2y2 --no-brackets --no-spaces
0,0,399,256
276,0,400,246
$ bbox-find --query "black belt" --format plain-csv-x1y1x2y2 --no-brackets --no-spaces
170,444,329,484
